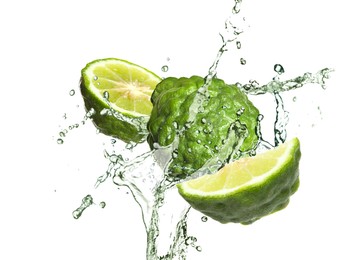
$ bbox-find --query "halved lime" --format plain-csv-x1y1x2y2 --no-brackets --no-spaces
177,137,301,224
80,58,161,143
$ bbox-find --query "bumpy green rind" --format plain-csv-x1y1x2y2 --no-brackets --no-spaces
80,58,159,143
147,76,259,177
177,138,301,224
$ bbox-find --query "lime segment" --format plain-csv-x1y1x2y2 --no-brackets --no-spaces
177,137,301,224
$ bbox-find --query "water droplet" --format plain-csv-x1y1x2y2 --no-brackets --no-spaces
236,41,241,49
172,150,178,159
196,246,202,252
201,118,207,124
235,82,242,89
63,113,67,119
243,83,251,91
274,64,285,75
196,140,202,144
69,124,79,130
111,139,116,144
99,201,106,208
59,131,66,137
249,149,256,157
249,79,259,88
103,91,109,99
57,138,64,144
69,89,75,96
240,58,246,65
72,195,94,219
93,75,98,81
173,121,178,129
257,114,264,121
236,107,245,116
161,65,168,72
187,148,192,153
201,216,208,222
273,76,280,81
84,108,96,120
185,236,197,246
232,0,242,14
292,96,297,102
100,109,109,116
184,122,192,129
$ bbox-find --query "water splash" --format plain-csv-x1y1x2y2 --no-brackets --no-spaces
238,68,333,95
66,1,334,259
56,108,95,144
94,144,193,259
100,92,149,141
72,195,94,219
160,0,249,185
273,92,289,145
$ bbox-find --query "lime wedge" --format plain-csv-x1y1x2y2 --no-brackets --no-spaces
80,58,161,143
177,137,301,224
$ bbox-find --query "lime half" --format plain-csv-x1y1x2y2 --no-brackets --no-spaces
177,138,301,224
80,58,161,143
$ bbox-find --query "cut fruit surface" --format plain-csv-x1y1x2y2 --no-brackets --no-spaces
177,137,301,224
80,58,161,143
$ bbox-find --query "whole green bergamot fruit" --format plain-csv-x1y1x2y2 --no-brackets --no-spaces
147,76,259,178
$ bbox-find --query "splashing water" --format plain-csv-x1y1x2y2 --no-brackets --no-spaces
56,92,96,145
72,195,94,219
65,0,333,259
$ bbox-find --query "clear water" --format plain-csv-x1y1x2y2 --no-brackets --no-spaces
64,0,333,259
72,194,94,219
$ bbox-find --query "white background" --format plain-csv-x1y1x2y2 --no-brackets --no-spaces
1,0,358,259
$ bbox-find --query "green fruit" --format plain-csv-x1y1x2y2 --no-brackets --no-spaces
177,137,301,224
80,58,161,143
148,76,259,178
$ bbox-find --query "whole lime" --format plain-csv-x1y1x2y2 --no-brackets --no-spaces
147,76,259,178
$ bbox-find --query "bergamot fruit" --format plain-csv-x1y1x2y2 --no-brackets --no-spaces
177,137,301,224
80,58,161,143
147,76,260,178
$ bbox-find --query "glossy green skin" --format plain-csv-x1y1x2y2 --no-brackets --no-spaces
148,76,260,178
